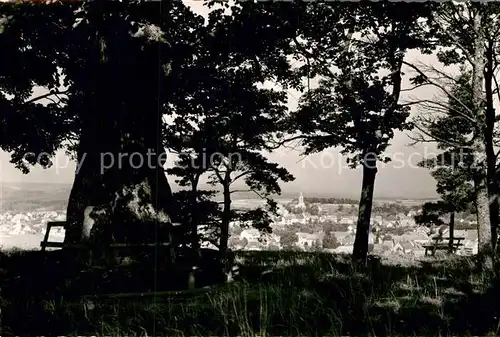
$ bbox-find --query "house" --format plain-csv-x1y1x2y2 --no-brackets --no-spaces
240,229,260,243
276,204,289,216
283,215,295,225
309,215,320,222
246,241,261,251
264,234,281,247
464,230,478,241
297,213,308,225
296,232,323,249
398,218,416,227
401,232,429,246
392,241,414,255
372,243,392,255
407,210,418,217
340,217,355,225
339,233,356,246
332,231,350,242
334,245,354,254
461,241,478,255
454,229,478,255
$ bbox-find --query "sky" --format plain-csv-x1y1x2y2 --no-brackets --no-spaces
0,1,463,199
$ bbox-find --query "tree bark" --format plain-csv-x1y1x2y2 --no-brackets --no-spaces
448,211,455,254
471,11,493,270
220,172,232,256
190,178,200,257
484,42,499,251
64,11,175,258
353,154,377,262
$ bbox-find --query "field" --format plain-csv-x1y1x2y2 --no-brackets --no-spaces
1,249,500,336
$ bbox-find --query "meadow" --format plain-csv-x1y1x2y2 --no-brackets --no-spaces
1,249,500,336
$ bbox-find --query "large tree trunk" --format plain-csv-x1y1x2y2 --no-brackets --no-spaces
64,10,175,258
484,42,499,251
352,154,377,262
473,172,493,264
471,11,493,270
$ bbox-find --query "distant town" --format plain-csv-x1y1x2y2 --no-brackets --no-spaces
0,192,479,257
224,193,479,257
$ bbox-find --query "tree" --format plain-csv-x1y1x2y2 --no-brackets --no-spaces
310,239,322,252
166,146,215,258
408,2,500,267
231,225,243,237
307,204,320,216
268,243,280,251
287,3,434,262
241,238,248,249
162,4,296,256
0,1,204,256
280,231,298,250
170,189,221,251
416,72,477,253
322,231,340,250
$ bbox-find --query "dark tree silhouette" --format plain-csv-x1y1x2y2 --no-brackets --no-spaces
0,1,204,253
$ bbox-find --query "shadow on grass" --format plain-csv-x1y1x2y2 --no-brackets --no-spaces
2,249,500,336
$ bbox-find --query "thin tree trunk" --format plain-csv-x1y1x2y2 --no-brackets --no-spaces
448,211,455,254
471,10,493,269
220,173,232,256
353,155,377,262
190,178,200,257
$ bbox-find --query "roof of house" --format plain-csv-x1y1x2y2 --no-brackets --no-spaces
296,232,320,240
465,230,478,241
334,245,353,253
401,232,429,241
247,241,261,249
241,228,260,236
340,233,356,244
373,244,389,252
332,231,349,239
400,241,414,250
454,229,478,241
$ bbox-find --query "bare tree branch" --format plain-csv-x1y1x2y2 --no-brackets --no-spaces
24,89,68,105
433,11,474,65
411,121,473,150
403,60,477,119
404,97,477,125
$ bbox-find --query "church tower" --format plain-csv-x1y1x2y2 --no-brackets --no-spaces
296,192,305,210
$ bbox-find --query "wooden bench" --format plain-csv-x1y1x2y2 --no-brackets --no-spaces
424,236,465,256
40,221,67,251
41,221,182,251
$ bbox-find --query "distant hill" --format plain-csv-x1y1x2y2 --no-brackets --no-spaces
0,182,70,212
0,181,436,213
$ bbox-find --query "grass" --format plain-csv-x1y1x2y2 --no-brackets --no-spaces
2,249,500,336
